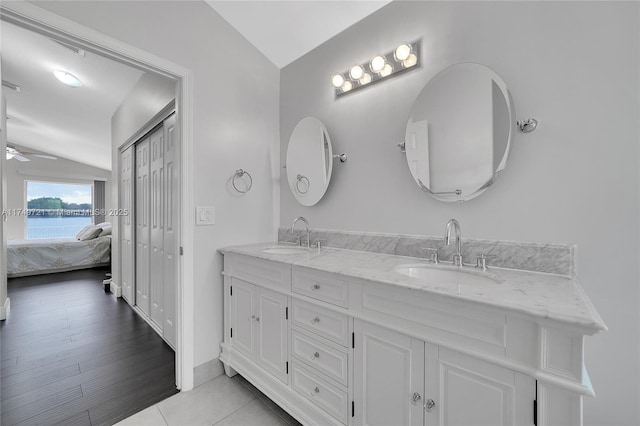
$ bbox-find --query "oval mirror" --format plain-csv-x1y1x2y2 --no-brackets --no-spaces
404,63,515,202
286,117,333,206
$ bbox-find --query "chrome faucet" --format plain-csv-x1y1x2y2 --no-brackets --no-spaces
444,219,463,266
290,216,310,248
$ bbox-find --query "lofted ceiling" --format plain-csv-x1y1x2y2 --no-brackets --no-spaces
0,1,391,172
206,1,392,68
1,20,145,171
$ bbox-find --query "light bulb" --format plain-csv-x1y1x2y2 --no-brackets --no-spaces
370,55,386,73
403,53,418,68
349,65,364,80
380,63,393,77
341,81,353,92
394,43,412,61
359,73,372,85
331,74,345,88
53,70,82,87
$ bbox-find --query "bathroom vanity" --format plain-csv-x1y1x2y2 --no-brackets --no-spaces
219,243,605,426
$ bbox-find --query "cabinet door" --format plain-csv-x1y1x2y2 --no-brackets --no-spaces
119,146,134,305
162,114,178,347
135,138,151,316
256,288,288,383
149,126,165,327
230,279,256,360
354,320,425,426
425,347,535,426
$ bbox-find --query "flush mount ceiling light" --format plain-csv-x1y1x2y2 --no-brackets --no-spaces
53,70,82,87
331,41,420,97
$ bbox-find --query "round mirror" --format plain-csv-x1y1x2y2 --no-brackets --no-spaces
286,117,333,206
404,63,515,202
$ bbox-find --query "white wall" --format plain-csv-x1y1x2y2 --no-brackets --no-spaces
31,1,280,370
5,155,110,240
280,2,639,425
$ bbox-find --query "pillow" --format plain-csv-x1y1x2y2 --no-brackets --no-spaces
77,225,102,241
99,224,112,236
75,225,94,240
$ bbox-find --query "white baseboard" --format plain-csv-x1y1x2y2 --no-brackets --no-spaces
110,281,122,297
0,297,11,320
194,357,224,388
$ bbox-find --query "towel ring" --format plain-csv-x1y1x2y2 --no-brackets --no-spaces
296,174,310,194
232,169,253,193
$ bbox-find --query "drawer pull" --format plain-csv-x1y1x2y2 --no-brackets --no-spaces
249,315,260,322
311,316,321,324
311,284,321,291
311,351,320,360
311,386,320,396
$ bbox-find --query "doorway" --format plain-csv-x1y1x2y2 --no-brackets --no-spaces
0,1,195,390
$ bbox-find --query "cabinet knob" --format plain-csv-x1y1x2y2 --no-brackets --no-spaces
311,386,320,396
311,316,320,324
425,399,436,412
311,283,320,291
311,352,320,360
411,392,422,404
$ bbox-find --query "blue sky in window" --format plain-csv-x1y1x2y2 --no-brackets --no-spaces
27,182,92,204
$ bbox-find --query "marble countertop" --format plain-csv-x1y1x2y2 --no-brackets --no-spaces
220,242,607,334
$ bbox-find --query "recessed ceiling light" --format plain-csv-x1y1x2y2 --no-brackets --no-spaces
53,70,82,88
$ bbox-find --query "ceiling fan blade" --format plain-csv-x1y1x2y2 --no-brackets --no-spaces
14,155,30,162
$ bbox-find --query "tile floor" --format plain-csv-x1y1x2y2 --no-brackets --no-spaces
115,374,302,426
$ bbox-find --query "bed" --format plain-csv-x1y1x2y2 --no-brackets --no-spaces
7,235,111,278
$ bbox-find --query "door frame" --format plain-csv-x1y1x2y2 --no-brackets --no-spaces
0,2,196,391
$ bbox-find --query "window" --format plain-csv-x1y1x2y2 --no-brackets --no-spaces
26,181,93,239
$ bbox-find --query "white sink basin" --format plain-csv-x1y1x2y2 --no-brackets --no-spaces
262,246,311,255
395,264,502,286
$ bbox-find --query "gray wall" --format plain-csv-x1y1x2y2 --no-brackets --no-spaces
33,0,281,370
280,2,639,425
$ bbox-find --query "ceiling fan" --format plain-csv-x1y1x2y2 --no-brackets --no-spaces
6,146,58,162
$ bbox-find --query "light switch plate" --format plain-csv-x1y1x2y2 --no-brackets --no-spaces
196,206,215,226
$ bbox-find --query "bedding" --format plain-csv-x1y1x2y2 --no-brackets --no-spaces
7,235,111,278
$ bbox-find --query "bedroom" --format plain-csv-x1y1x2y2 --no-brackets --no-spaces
1,17,182,425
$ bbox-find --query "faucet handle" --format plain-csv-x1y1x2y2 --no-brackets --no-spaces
315,239,325,250
475,254,496,271
421,247,440,264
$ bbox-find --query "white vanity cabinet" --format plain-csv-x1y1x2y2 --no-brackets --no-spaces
354,320,534,426
229,277,289,384
220,249,603,426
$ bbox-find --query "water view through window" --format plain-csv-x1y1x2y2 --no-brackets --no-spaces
26,181,93,239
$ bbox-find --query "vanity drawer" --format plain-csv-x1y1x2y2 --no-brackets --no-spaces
292,268,348,308
291,362,349,424
226,254,291,292
292,299,350,347
291,329,349,386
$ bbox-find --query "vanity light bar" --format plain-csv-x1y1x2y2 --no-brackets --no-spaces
331,41,420,96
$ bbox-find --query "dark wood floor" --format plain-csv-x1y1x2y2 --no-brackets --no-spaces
0,268,178,426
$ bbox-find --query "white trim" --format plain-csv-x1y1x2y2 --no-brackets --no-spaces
1,0,195,390
0,297,10,320
110,280,122,298
17,170,108,181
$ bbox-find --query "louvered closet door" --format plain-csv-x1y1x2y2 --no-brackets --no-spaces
162,113,178,347
120,146,134,304
135,138,151,316
149,126,165,327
